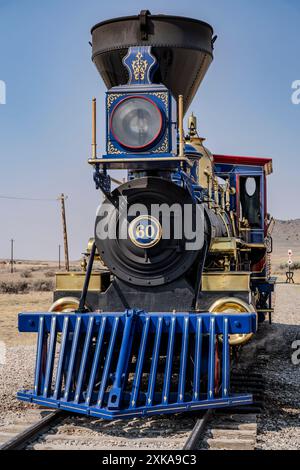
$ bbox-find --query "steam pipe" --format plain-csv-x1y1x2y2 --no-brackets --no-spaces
78,241,97,312
178,95,184,157
92,97,97,159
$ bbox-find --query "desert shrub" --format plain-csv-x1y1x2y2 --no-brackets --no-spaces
21,270,33,278
279,262,300,270
0,281,29,294
72,266,82,272
44,270,55,278
0,278,54,293
32,279,54,292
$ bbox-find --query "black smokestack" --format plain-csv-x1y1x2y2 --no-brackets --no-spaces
91,11,215,114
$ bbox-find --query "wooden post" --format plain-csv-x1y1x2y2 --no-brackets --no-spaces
10,239,14,274
58,244,61,270
59,194,69,272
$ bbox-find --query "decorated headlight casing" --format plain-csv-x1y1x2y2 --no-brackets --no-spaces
106,46,177,157
110,96,163,150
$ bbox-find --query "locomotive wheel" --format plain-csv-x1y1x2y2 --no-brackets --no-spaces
49,297,90,343
209,297,257,346
40,298,81,377
49,297,82,313
49,297,93,392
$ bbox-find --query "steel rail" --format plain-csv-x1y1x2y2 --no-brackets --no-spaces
182,409,212,450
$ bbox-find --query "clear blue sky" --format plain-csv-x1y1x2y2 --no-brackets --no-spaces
0,0,299,260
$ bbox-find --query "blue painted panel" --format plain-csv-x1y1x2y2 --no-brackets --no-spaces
106,89,176,157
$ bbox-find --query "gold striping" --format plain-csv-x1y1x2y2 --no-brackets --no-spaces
55,272,104,292
202,272,251,292
209,297,256,346
209,237,237,254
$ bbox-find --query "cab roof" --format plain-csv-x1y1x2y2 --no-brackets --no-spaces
213,154,273,175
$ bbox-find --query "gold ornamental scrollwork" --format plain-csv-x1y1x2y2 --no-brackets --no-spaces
107,94,121,110
107,141,122,155
153,134,169,153
132,51,149,81
150,92,169,109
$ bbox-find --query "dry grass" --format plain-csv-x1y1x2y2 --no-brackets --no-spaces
0,260,79,346
0,292,52,346
0,261,78,293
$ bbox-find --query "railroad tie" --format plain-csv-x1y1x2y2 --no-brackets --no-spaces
205,414,257,451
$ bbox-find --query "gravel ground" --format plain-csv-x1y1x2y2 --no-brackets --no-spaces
29,414,194,450
0,344,195,449
255,283,300,450
0,345,36,426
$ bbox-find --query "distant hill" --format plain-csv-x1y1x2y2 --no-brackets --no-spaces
272,219,300,265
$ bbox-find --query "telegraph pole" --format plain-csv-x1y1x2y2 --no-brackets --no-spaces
59,194,70,272
58,244,61,270
10,239,14,274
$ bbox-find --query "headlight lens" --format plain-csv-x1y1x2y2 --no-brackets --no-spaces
111,96,163,150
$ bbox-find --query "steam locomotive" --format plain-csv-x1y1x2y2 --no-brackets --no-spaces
17,12,275,419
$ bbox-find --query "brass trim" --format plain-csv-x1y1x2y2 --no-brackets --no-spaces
128,215,162,248
242,242,266,249
218,213,231,237
209,297,256,346
213,177,219,208
88,157,188,164
55,272,103,292
86,238,95,254
230,211,237,238
220,186,225,212
256,309,274,313
49,297,81,313
178,94,184,157
209,237,237,254
207,172,212,209
92,98,97,159
202,272,251,292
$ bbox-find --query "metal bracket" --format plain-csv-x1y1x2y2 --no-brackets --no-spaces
139,10,151,40
77,241,97,313
93,163,111,194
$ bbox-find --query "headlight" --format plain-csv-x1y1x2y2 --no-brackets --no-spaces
110,96,163,150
